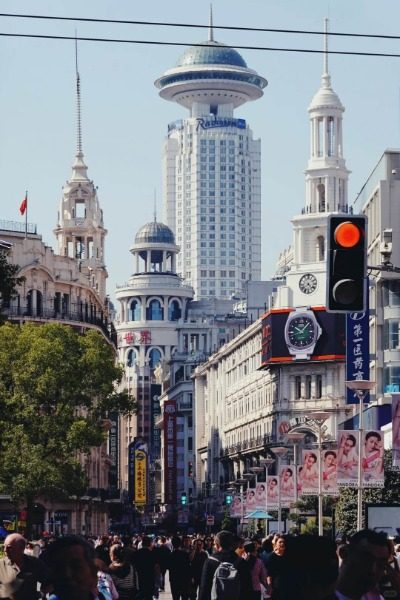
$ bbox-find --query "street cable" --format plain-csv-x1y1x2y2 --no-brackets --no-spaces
0,12,400,41
1,31,400,59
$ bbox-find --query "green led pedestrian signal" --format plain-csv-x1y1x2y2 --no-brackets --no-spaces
226,494,233,505
181,492,187,505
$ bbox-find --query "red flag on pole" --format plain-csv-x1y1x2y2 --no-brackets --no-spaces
19,194,27,216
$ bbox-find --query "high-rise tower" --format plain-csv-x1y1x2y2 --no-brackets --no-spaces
54,51,108,300
155,11,267,300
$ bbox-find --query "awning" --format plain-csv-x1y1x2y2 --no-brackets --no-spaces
244,510,273,519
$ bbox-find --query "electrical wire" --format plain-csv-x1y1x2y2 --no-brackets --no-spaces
1,31,400,59
0,12,400,41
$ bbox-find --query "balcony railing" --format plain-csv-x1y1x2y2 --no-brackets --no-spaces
4,305,115,343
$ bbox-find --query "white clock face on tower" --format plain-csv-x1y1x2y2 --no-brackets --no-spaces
299,273,318,295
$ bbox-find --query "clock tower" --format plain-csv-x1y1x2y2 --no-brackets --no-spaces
274,19,349,309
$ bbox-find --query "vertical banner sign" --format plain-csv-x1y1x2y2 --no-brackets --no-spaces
231,493,242,518
108,412,119,495
150,384,161,459
128,441,136,503
299,450,319,495
392,394,400,470
322,449,339,495
362,430,384,488
245,488,257,513
255,482,267,511
337,430,359,487
134,440,148,505
346,304,370,404
163,400,177,504
267,476,279,509
280,465,296,506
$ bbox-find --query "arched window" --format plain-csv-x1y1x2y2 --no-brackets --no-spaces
147,299,163,321
126,349,136,367
168,300,181,321
129,299,141,321
149,348,162,369
317,236,325,261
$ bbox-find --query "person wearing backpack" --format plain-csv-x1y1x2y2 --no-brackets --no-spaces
198,530,252,600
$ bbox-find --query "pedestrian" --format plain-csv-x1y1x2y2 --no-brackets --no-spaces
95,558,119,600
189,538,208,600
168,535,191,600
0,533,51,599
153,536,171,592
45,534,105,599
198,529,252,600
244,540,269,600
266,535,287,599
134,535,160,600
108,544,136,600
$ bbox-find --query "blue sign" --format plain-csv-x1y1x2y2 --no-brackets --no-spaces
346,305,370,404
196,117,246,131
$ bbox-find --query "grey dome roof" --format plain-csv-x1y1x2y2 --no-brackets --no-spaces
135,221,175,244
175,41,247,68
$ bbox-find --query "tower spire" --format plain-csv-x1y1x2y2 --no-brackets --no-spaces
208,4,214,42
75,33,82,155
322,18,331,89
71,33,88,182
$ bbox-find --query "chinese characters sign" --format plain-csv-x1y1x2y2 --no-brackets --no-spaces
346,308,370,404
163,401,177,505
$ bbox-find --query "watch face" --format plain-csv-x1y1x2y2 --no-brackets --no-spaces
287,315,316,348
299,273,318,295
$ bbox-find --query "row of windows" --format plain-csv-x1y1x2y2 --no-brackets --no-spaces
128,299,182,322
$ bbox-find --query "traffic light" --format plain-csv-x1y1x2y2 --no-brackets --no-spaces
326,215,367,312
181,492,187,506
225,493,233,506
188,461,193,478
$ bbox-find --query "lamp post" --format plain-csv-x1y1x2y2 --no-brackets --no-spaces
285,432,306,505
345,380,376,531
304,411,331,536
272,447,288,533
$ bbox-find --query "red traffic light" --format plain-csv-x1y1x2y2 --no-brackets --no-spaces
334,221,362,248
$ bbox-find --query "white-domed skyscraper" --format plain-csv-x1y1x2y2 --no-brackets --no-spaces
155,11,267,300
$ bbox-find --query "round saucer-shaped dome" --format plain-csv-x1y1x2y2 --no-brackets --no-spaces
175,41,247,68
135,221,175,245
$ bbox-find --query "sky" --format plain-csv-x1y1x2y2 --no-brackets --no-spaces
1,0,400,305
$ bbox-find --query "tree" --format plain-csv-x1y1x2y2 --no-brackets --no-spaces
0,322,136,536
0,250,24,320
335,450,400,535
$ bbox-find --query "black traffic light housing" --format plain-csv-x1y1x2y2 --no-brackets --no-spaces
225,493,233,506
181,492,187,506
326,215,367,313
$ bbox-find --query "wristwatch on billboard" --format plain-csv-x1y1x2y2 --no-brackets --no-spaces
284,306,322,360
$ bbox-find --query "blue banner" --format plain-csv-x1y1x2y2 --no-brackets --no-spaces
346,305,370,404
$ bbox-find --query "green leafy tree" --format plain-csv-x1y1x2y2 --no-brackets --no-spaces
0,251,24,320
0,322,136,536
335,450,400,535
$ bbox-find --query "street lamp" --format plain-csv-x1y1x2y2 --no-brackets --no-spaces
345,380,376,531
272,447,288,533
304,411,330,536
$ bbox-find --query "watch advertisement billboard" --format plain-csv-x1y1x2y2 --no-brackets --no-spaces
261,307,345,366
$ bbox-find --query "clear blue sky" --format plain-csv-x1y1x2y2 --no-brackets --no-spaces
1,0,399,303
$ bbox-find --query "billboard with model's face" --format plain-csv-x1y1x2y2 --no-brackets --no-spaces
261,307,346,366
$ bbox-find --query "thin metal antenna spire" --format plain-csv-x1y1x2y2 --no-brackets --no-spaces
324,17,329,76
75,31,82,154
208,4,214,42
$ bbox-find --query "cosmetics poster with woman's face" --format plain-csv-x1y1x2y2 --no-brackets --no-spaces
279,465,296,506
245,487,257,512
322,449,338,495
393,396,400,470
337,430,359,486
255,481,267,510
267,475,279,509
362,430,384,487
299,450,319,494
230,493,242,517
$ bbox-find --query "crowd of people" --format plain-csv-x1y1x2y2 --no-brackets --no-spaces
0,527,400,599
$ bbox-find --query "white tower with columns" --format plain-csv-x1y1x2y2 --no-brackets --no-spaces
275,19,350,309
54,55,108,301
